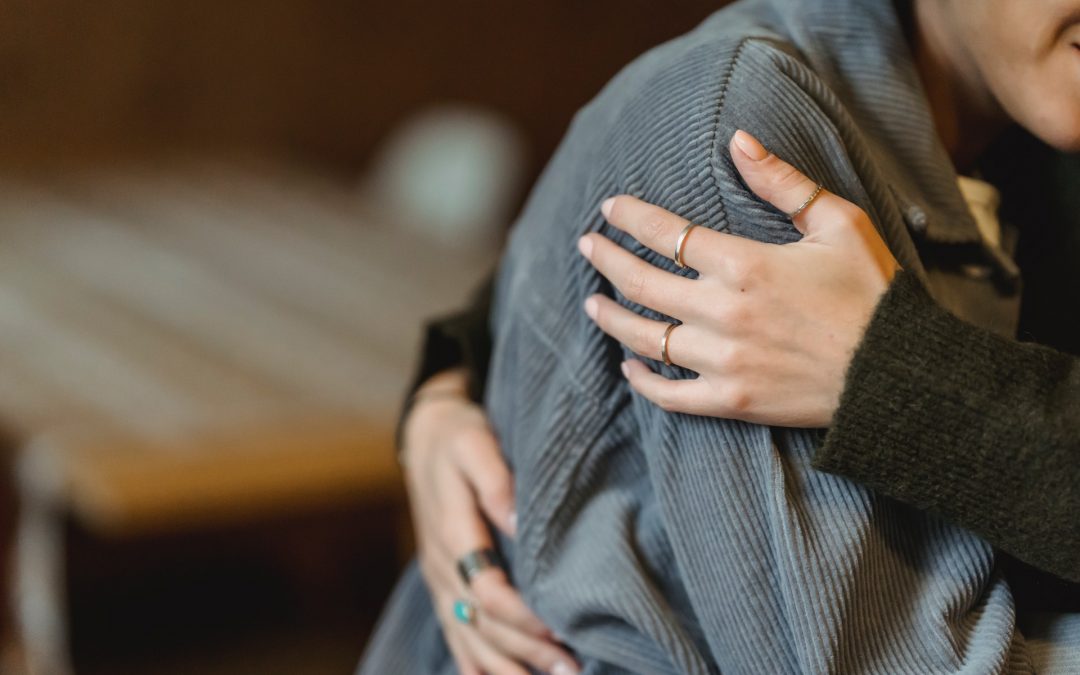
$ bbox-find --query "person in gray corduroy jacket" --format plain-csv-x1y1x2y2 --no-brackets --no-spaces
361,0,1080,672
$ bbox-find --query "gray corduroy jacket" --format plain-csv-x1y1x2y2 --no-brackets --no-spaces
360,0,1080,672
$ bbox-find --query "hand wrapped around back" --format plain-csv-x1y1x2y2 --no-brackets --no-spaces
399,131,900,674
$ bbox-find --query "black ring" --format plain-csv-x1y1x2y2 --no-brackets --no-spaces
457,548,504,586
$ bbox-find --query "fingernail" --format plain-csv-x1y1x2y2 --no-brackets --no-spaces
577,236,593,259
620,361,630,378
508,511,518,535
583,296,598,320
601,197,616,218
733,130,769,161
552,662,579,675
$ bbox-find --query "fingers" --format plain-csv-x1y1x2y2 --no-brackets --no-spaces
451,568,579,674
435,464,567,630
455,573,578,675
443,614,483,675
599,195,713,271
438,584,527,675
470,570,581,672
458,628,531,675
474,610,579,675
439,463,498,562
430,459,498,591
469,569,548,636
429,544,550,675
407,398,574,674
729,129,850,235
578,233,695,319
453,425,517,537
430,476,561,673
621,359,714,416
584,294,707,371
598,195,761,272
429,572,484,675
435,544,579,673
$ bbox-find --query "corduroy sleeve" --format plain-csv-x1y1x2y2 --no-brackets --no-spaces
815,269,1080,582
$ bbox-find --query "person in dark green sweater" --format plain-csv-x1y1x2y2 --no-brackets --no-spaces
392,1,1080,672
576,132,1080,605
398,140,1079,673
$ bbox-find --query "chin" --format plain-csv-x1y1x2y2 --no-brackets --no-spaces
1042,127,1080,153
1024,113,1080,152
1001,92,1080,152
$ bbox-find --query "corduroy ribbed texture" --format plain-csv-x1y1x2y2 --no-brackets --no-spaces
359,0,1079,672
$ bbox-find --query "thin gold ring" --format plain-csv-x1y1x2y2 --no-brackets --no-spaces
789,184,823,219
660,322,679,366
674,222,699,268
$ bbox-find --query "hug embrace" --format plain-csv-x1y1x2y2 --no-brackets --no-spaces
361,0,1080,673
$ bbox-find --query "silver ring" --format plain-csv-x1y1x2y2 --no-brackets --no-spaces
457,548,504,586
789,183,823,219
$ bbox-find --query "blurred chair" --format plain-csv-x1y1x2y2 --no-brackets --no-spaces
0,156,498,673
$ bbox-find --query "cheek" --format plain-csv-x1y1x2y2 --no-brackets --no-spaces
993,48,1080,152
966,0,1080,150
1026,53,1080,151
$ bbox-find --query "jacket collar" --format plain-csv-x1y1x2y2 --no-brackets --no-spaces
768,0,985,245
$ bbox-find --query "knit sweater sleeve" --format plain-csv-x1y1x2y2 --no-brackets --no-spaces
394,275,494,451
814,269,1080,582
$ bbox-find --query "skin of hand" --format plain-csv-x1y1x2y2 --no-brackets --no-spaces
400,368,580,675
577,130,901,428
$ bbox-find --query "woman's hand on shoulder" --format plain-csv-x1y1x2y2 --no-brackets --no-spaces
578,130,900,428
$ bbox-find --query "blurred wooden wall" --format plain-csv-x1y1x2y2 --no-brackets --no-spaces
1,0,728,176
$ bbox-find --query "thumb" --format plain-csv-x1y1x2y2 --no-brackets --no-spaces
729,130,844,236
456,428,517,537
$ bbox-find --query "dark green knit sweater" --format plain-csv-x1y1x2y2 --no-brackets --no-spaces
816,270,1079,584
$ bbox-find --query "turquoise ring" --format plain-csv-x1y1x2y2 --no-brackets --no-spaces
453,598,477,625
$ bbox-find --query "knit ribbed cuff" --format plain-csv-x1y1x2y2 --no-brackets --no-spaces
814,269,1080,582
814,270,955,485
813,268,1021,513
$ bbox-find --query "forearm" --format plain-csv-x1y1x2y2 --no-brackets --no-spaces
815,270,1080,582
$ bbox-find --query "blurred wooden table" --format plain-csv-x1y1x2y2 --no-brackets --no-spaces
0,157,494,673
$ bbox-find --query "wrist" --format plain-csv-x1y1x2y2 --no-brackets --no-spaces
398,368,471,467
414,367,470,399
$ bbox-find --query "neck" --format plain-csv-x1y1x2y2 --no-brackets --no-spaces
909,0,1011,172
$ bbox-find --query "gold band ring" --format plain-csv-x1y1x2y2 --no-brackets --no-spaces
660,322,679,366
789,184,823,219
674,222,699,268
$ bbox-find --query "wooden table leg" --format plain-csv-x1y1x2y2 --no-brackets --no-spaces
13,443,72,675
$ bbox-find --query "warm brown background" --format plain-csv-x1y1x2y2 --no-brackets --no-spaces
2,2,734,673
3,0,725,177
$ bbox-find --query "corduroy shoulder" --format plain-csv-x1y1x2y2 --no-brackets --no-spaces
564,27,880,271
493,13,893,401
